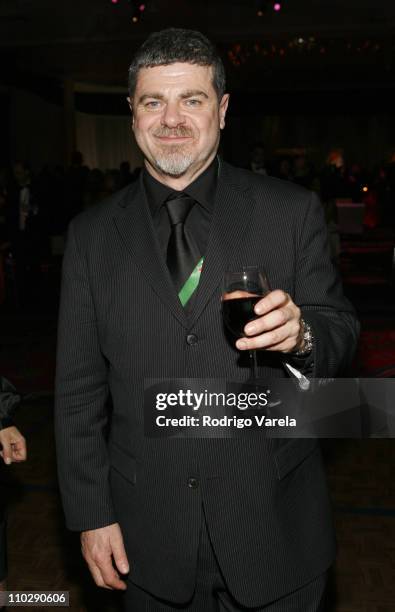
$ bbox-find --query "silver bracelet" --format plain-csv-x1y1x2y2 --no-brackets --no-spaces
293,318,314,356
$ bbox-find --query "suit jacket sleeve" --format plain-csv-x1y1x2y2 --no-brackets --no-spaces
293,191,359,376
54,220,115,531
0,377,20,430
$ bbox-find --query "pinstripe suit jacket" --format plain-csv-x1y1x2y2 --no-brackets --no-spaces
55,160,359,607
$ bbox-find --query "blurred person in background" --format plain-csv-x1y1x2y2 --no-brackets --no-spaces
82,169,106,210
0,172,11,306
103,169,121,198
5,161,41,307
274,156,293,181
292,154,315,190
346,162,365,202
0,377,27,601
320,149,351,202
248,141,268,175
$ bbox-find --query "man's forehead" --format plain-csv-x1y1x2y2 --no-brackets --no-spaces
135,62,214,89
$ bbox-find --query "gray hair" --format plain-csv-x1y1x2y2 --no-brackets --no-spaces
128,28,226,100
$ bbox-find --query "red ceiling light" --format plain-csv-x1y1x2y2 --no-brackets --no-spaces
111,0,147,17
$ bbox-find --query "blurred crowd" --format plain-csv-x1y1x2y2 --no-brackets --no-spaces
1,146,395,307
0,152,141,306
0,152,140,248
247,143,395,230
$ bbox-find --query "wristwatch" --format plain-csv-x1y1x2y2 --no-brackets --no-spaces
293,318,314,356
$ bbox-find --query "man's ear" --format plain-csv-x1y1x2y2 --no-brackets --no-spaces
219,94,230,130
127,97,134,127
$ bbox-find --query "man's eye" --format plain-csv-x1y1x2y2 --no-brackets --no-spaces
185,99,201,106
145,101,161,109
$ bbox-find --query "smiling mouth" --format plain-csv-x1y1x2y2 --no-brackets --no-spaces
155,135,193,142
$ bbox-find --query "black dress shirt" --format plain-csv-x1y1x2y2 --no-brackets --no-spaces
143,157,218,262
143,158,312,367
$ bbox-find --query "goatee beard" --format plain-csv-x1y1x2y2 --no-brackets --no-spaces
152,127,195,176
154,151,195,176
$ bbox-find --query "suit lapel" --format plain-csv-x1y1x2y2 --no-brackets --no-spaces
113,176,188,327
188,161,256,328
113,163,256,330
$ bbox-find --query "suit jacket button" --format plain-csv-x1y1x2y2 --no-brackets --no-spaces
187,477,199,489
186,334,198,345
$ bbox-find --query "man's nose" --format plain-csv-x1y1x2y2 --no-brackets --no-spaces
161,101,185,128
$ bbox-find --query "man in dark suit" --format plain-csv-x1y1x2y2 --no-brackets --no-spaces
55,28,359,611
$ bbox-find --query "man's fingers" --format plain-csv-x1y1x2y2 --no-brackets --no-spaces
237,320,300,352
0,441,12,465
84,547,127,590
11,439,27,462
111,530,130,575
94,554,126,590
0,428,26,464
84,557,109,589
236,291,302,353
237,324,290,351
254,290,289,315
16,439,27,460
81,524,128,591
244,307,292,337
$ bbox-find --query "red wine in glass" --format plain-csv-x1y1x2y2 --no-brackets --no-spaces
222,294,262,338
222,268,271,380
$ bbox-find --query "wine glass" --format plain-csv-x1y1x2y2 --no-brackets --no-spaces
222,266,271,381
222,267,311,392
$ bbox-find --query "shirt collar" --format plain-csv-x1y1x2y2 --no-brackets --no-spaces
143,157,218,217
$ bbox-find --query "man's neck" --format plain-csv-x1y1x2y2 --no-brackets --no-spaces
144,153,218,191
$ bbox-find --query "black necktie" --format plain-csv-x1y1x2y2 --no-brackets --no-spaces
165,193,200,294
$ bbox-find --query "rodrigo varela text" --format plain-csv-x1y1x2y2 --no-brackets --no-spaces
156,415,297,428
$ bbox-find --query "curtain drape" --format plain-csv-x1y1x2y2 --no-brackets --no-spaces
76,112,143,171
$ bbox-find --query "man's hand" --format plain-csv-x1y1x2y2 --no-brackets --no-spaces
0,426,27,464
236,290,304,353
81,523,130,590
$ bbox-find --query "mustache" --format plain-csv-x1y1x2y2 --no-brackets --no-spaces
153,127,194,138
